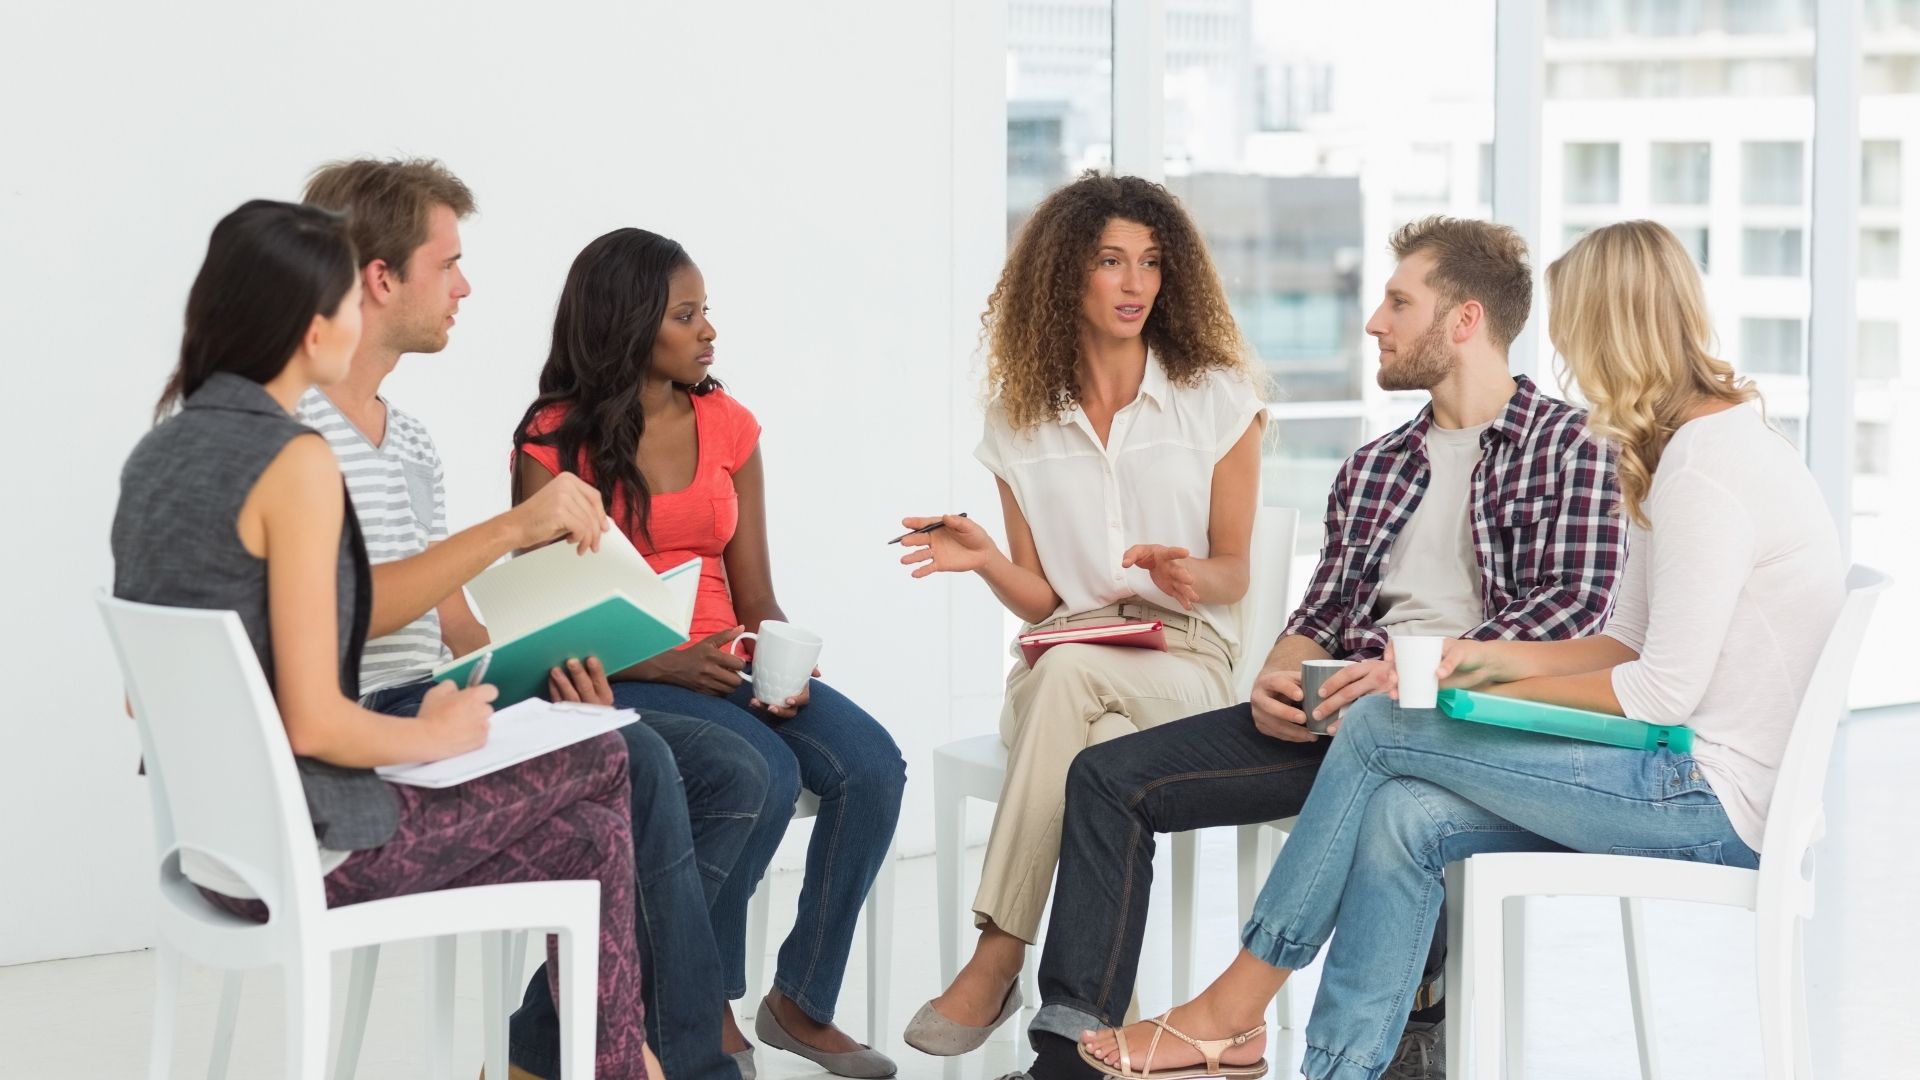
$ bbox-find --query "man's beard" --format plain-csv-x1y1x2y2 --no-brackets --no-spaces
1376,313,1456,392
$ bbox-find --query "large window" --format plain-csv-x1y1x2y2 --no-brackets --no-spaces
1159,1,1495,567
1007,1,1112,238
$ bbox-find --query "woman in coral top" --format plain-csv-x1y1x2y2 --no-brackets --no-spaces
513,228,905,1080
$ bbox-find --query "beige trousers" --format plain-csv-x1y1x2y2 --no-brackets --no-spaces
972,600,1235,943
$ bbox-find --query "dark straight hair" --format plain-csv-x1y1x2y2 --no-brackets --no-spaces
513,227,718,544
155,199,357,421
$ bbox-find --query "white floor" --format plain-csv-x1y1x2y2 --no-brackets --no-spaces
4,708,1915,1079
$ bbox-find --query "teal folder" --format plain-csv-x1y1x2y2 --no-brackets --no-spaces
1436,689,1694,752
434,596,687,708
431,534,699,708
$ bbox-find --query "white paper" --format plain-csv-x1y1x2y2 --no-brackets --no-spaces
467,529,696,643
376,699,639,789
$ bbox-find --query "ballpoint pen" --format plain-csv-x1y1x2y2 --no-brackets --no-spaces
886,512,968,545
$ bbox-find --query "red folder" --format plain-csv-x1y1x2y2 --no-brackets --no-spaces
1017,620,1167,667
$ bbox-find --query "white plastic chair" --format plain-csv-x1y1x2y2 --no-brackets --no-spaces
930,506,1298,1061
100,595,603,1080
742,789,898,1048
1442,565,1889,1080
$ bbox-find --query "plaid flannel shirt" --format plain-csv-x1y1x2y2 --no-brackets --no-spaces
1282,376,1624,661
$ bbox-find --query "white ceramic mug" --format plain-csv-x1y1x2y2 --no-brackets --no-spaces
1392,635,1446,710
727,620,823,704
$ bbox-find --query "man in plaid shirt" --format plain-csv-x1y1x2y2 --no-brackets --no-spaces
995,218,1625,1080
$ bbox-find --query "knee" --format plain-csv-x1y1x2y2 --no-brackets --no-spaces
1064,740,1128,807
620,722,679,791
1360,779,1445,871
700,724,772,815
760,746,803,817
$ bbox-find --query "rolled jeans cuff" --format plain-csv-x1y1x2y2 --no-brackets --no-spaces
1300,1045,1388,1080
1240,919,1319,973
1030,1001,1107,1049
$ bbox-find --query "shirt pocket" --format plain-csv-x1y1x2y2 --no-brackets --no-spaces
1496,496,1553,592
710,491,740,544
400,458,439,537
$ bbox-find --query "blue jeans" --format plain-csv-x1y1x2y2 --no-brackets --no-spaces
1244,695,1758,1080
361,679,753,1080
613,675,907,1024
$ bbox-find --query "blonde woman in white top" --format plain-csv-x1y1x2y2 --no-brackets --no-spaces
1077,220,1846,1080
900,173,1267,1053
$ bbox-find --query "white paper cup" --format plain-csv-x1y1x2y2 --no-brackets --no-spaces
1392,636,1445,709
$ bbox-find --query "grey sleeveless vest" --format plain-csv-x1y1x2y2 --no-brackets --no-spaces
112,372,399,849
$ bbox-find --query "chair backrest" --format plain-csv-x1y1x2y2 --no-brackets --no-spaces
97,593,328,923
1233,505,1301,700
1755,566,1889,890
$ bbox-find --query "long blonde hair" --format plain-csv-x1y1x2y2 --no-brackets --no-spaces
1546,220,1759,528
982,173,1260,430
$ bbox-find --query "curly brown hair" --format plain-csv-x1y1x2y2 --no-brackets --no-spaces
983,172,1258,430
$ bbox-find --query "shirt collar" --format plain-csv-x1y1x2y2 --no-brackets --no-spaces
1056,350,1169,425
1380,374,1544,455
182,372,298,419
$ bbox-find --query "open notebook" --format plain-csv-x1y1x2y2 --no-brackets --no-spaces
377,699,640,788
433,529,701,707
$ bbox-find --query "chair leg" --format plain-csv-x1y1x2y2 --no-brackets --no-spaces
866,849,897,1049
1620,899,1661,1080
146,943,181,1080
1504,897,1527,1080
557,922,600,1080
483,933,513,1080
332,945,380,1080
1754,906,1801,1080
1465,875,1506,1080
206,969,243,1080
425,936,457,1080
1443,863,1466,1080
285,959,332,1080
936,785,966,988
1791,919,1812,1080
745,872,772,1017
1171,831,1197,1003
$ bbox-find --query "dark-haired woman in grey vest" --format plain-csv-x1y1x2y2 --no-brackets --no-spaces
111,200,655,1079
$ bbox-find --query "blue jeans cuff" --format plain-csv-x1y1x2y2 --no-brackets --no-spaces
1240,919,1320,973
1301,1044,1388,1080
1030,1001,1107,1047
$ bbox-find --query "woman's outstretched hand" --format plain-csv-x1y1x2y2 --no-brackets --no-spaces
1122,544,1198,610
897,514,997,577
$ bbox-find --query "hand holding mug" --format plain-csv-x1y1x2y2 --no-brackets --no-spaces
727,620,824,719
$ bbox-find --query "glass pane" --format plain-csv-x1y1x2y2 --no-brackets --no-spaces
1564,142,1622,204
1006,1,1113,239
1742,141,1805,205
1863,140,1902,207
1741,317,1806,375
1650,141,1712,204
1742,227,1804,276
1854,0,1920,705
1164,0,1495,561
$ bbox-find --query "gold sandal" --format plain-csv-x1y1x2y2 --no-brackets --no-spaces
1076,1009,1268,1080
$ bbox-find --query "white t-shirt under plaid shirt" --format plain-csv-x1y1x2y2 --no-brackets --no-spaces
296,387,452,695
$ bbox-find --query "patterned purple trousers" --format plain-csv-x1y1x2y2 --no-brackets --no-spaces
204,733,649,1078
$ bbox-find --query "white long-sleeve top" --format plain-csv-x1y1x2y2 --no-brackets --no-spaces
1601,405,1845,851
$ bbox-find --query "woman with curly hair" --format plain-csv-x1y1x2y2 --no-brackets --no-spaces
900,173,1267,1053
1077,220,1845,1080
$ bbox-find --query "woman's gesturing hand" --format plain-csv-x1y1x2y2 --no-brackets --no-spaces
1122,544,1198,610
898,514,998,577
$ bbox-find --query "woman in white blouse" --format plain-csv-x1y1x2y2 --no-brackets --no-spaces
899,172,1267,1053
1075,220,1847,1080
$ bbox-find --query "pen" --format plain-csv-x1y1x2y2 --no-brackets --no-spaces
466,652,493,689
887,512,968,546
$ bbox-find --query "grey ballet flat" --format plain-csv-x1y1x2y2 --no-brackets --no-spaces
731,1047,757,1080
754,996,899,1079
901,982,1023,1057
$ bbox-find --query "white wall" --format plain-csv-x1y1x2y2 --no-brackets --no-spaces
0,0,1010,966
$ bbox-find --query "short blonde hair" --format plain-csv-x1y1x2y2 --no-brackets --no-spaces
1546,220,1758,528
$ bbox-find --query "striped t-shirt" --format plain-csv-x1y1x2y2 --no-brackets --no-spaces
297,387,452,695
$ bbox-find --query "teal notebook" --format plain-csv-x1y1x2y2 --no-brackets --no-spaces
433,531,700,708
1436,689,1694,752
